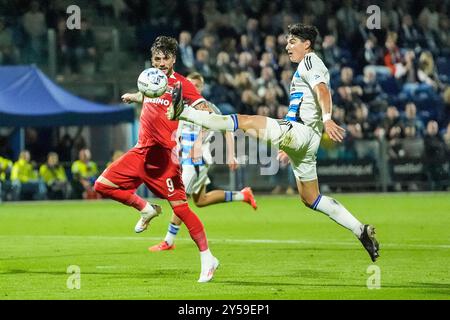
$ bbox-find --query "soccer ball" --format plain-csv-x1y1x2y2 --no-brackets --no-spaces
137,68,168,98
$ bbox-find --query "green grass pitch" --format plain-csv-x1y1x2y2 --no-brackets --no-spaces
0,193,449,300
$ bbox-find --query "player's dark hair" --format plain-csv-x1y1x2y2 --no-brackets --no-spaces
151,36,178,57
287,23,319,49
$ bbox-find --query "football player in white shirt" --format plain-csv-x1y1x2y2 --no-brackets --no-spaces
167,23,379,262
150,72,257,252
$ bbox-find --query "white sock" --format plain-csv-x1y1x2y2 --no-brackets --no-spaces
224,191,244,202
312,195,364,237
164,223,180,246
140,203,157,216
200,248,213,263
180,107,236,131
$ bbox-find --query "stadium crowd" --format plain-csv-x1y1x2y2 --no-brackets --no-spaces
0,0,449,197
0,147,108,201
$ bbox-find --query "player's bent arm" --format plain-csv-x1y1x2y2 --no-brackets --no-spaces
224,131,238,170
190,129,204,163
314,82,332,119
314,83,345,143
121,92,143,104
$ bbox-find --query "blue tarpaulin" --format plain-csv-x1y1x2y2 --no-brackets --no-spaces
0,65,135,126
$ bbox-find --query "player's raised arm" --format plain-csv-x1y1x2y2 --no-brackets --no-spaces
314,83,345,143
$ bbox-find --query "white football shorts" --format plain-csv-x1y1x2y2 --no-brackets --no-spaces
263,118,321,181
182,164,211,195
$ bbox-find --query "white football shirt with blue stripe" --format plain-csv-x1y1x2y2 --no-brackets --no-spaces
286,52,330,134
180,102,221,166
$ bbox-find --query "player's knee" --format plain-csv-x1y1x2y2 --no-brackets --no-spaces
195,198,207,207
193,194,207,207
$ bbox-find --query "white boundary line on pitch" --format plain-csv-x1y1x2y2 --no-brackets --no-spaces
1,191,449,206
0,235,449,249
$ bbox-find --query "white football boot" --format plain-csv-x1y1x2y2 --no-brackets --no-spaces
134,204,162,233
198,256,220,283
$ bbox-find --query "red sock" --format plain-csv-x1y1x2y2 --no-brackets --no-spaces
172,202,208,251
94,181,147,211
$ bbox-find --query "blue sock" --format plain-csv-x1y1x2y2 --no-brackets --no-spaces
164,223,180,245
225,191,233,202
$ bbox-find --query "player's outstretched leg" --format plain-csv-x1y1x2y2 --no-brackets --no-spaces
167,83,236,130
311,194,380,262
171,202,219,282
299,180,380,262
193,187,257,210
94,180,162,233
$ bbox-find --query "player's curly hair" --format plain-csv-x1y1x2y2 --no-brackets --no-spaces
151,36,178,57
287,23,319,49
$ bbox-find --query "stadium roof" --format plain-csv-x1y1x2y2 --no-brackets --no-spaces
0,65,135,126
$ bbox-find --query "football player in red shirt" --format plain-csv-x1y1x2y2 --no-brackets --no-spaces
94,36,218,283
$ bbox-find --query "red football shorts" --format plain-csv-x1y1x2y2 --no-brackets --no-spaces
101,146,186,201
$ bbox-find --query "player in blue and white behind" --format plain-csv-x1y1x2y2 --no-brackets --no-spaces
167,24,380,262
149,72,257,252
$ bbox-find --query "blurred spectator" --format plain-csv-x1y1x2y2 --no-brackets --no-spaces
194,48,212,81
402,125,424,159
11,150,46,201
384,32,415,79
442,87,450,125
213,51,235,83
238,89,260,115
384,0,400,32
359,67,385,105
22,1,47,64
402,102,424,136
256,66,283,99
209,73,240,112
39,152,69,200
178,0,205,33
71,148,99,199
228,4,247,34
178,31,195,74
417,51,441,91
56,133,75,162
106,150,125,167
443,123,450,151
0,18,19,64
423,120,449,190
336,0,359,44
245,18,261,54
362,36,384,67
322,35,342,73
398,14,422,49
418,14,440,56
335,67,363,111
378,105,403,142
436,16,450,53
418,2,440,32
64,19,97,74
279,69,292,98
348,103,376,140
0,155,13,201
